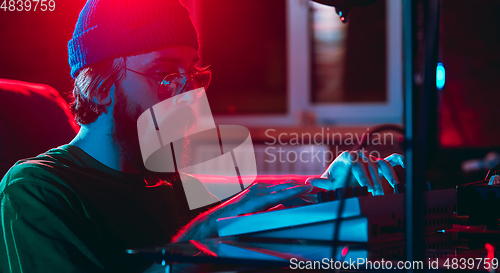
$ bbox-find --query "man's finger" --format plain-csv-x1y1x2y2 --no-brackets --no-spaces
262,184,313,207
377,159,400,187
267,204,285,211
350,153,375,191
385,153,405,168
264,181,307,192
250,180,303,194
307,178,335,190
321,150,350,179
363,152,383,195
368,163,384,195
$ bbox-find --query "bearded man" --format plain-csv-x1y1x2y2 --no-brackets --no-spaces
0,0,403,272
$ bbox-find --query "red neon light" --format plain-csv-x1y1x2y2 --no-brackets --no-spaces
190,240,217,257
341,246,349,257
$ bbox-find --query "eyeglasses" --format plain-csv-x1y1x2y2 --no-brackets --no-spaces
123,67,212,101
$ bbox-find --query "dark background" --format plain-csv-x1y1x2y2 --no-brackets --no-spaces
1,0,500,186
2,0,499,146
439,0,500,148
0,0,87,102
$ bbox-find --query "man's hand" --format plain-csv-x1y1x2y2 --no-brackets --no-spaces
223,180,313,215
307,150,404,195
173,180,312,242
173,150,403,242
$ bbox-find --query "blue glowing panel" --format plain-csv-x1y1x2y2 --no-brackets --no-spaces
436,63,445,90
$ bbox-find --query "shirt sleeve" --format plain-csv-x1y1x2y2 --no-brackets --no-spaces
0,181,106,273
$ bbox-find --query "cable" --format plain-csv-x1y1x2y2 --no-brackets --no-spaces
330,165,353,267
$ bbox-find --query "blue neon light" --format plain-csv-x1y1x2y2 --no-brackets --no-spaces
436,63,445,90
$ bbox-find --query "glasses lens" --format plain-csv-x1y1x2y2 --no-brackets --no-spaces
158,71,212,101
158,74,187,101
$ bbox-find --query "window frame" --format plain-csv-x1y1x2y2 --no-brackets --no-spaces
213,0,403,126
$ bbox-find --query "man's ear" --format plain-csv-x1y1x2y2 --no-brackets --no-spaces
93,84,114,113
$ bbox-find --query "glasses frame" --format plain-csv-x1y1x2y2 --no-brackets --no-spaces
122,66,211,100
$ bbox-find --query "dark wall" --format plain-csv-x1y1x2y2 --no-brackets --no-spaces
1,0,500,146
0,0,287,115
343,0,386,103
439,0,500,148
195,0,287,114
0,1,87,103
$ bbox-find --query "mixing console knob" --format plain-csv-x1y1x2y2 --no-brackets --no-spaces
350,186,369,197
317,190,337,203
317,186,369,203
327,190,336,201
317,191,328,203
353,186,362,197
335,187,352,199
356,186,369,197
338,186,369,198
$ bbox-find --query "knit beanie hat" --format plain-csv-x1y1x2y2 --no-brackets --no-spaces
68,0,199,78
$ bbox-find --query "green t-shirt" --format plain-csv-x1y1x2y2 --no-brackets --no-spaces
0,145,182,273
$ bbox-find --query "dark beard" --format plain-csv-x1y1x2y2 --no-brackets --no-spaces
112,86,149,174
111,87,197,183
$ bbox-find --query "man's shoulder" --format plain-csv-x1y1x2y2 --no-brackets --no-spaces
1,145,79,193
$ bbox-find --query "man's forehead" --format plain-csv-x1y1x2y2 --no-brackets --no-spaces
127,46,199,68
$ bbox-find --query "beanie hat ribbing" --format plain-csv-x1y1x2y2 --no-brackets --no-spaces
68,0,199,78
